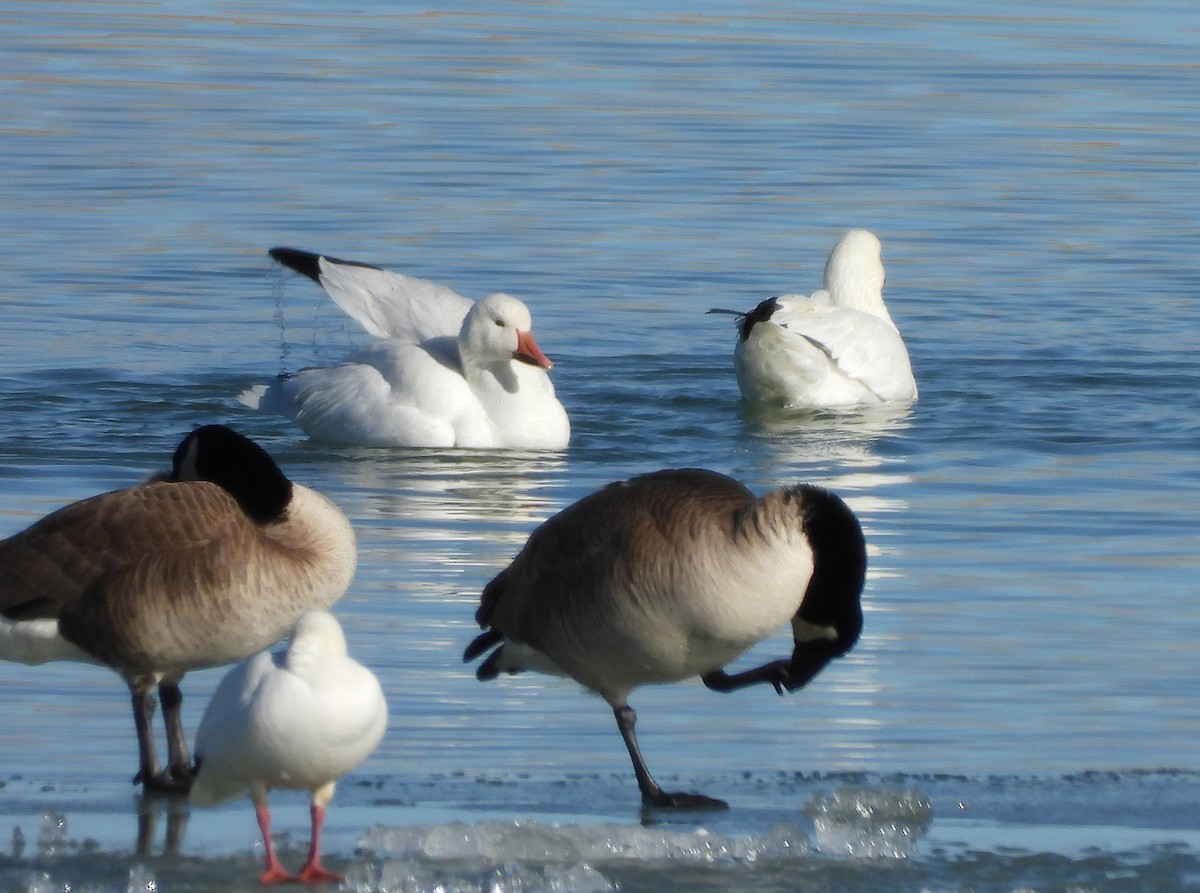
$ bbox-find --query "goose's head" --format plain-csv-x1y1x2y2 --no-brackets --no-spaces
823,229,890,322
170,425,292,524
780,483,866,691
460,293,553,370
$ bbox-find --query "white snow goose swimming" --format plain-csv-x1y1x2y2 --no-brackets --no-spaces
240,248,571,449
0,425,357,792
191,610,387,884
710,229,917,408
464,468,866,810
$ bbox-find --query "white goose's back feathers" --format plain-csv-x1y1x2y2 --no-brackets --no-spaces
736,292,916,406
191,610,387,806
726,229,917,408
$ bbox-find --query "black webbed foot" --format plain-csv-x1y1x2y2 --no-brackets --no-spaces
642,789,729,811
702,659,794,695
702,648,838,695
134,766,194,795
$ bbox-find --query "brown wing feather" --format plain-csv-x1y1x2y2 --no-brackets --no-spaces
0,481,266,669
0,482,242,615
477,469,755,651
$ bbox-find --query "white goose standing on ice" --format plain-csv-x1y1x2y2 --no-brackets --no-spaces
464,468,866,809
712,229,917,408
241,248,571,449
192,610,387,885
0,425,357,791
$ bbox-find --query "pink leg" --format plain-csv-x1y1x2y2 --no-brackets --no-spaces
255,802,292,885
295,803,342,883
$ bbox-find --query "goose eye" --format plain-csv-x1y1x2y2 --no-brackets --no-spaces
493,317,505,327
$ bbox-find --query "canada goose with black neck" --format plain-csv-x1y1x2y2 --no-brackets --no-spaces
465,468,866,809
0,425,356,791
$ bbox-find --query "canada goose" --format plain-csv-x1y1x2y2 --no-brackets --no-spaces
710,229,917,408
0,425,357,791
240,248,570,449
464,468,866,809
192,610,387,884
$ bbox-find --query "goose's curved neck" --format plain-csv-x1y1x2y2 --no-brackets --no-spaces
793,485,866,653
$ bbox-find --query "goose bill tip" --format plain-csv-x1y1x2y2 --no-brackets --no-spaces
514,330,553,370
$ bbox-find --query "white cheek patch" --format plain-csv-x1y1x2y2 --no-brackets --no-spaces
178,438,200,481
792,616,838,643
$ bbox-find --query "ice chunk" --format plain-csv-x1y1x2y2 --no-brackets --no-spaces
352,817,811,892
803,787,933,858
36,813,65,858
341,858,615,893
20,872,58,893
126,864,158,893
491,861,614,893
359,819,811,866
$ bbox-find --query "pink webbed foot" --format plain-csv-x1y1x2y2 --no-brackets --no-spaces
257,862,292,885
295,860,342,884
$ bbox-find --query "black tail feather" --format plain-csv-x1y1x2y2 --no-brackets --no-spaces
463,628,503,663
476,646,506,681
464,629,512,681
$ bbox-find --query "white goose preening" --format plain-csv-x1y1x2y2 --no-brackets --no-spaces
710,229,917,408
240,248,571,449
191,610,387,885
0,425,357,792
463,468,866,810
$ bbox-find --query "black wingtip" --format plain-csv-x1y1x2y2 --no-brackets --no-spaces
270,246,385,281
268,247,324,283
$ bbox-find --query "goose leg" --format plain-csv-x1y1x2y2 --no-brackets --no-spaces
128,676,192,793
612,704,728,811
128,677,162,788
295,802,342,883
254,799,292,885
158,676,194,787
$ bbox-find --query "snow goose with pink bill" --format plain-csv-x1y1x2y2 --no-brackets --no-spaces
241,248,570,449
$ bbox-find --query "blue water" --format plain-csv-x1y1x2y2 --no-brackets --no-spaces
2,2,1200,891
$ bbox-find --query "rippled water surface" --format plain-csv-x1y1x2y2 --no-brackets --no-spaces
2,2,1199,891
